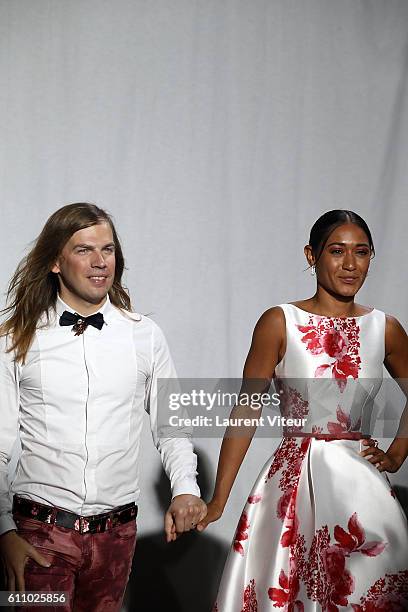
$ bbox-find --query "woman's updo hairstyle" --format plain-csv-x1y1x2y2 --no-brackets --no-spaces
308,210,375,268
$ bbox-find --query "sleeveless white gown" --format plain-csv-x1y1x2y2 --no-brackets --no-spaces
213,304,408,612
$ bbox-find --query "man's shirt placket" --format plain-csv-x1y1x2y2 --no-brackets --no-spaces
81,329,98,511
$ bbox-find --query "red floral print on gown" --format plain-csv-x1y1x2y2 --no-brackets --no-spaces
213,304,408,611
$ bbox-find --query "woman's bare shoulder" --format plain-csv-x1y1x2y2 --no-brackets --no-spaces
253,306,286,338
384,313,407,345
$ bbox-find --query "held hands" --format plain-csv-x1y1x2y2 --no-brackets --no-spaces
359,439,402,473
196,499,224,532
164,494,207,543
0,530,50,591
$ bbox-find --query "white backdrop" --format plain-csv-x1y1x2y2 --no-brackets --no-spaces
1,0,408,606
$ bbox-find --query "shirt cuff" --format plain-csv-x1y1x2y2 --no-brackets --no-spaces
171,477,201,500
0,513,17,537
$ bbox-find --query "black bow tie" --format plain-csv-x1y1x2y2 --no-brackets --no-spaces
59,311,105,335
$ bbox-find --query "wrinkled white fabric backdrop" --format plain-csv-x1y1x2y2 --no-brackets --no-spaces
1,0,408,595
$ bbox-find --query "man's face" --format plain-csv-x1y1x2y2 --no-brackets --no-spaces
52,222,116,311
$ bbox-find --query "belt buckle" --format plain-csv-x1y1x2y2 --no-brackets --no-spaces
76,516,91,534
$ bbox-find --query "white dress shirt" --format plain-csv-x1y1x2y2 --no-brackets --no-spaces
0,295,200,536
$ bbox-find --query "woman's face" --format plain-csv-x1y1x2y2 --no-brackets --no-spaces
306,222,372,298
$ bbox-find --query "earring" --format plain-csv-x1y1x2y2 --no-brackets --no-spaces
310,265,316,276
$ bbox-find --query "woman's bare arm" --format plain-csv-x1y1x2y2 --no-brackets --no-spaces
197,307,285,530
383,315,408,468
361,314,408,471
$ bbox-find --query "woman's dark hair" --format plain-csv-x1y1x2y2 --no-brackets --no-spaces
308,210,375,267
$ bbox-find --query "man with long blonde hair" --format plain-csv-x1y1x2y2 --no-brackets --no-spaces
0,203,206,611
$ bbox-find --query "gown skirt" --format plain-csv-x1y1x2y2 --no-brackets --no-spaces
213,435,408,611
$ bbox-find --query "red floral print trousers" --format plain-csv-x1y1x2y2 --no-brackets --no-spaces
13,512,136,612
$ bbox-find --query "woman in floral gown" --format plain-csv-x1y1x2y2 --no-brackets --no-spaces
197,210,408,611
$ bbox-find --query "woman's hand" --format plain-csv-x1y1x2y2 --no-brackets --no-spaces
196,500,224,532
359,438,402,473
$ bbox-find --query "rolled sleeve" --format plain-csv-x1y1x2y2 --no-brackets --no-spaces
145,322,200,499
0,338,20,535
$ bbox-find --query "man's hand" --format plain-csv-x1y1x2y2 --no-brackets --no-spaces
0,530,50,591
164,494,207,542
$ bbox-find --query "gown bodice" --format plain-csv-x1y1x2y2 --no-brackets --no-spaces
272,303,386,437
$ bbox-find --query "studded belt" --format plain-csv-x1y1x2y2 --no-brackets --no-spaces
12,495,137,534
